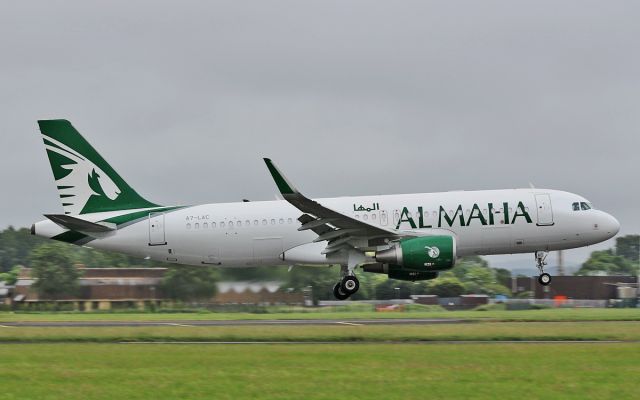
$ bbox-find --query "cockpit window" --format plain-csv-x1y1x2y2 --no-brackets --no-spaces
580,202,591,210
572,202,580,211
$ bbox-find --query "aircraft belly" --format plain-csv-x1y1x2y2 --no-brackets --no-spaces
479,226,513,255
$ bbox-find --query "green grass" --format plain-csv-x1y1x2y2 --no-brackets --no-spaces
0,321,638,343
0,343,637,399
1,307,639,322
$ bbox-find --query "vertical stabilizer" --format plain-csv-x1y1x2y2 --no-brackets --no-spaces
38,119,158,215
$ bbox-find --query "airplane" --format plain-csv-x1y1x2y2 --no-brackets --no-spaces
32,119,621,299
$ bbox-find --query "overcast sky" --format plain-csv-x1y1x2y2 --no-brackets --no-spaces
1,1,638,269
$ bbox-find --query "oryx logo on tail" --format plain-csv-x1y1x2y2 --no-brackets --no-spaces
38,119,159,215
43,135,122,215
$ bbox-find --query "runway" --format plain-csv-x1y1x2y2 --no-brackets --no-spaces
0,318,471,328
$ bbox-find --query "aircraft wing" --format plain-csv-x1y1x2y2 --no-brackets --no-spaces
264,158,400,254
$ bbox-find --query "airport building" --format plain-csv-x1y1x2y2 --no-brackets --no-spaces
512,275,638,302
13,267,167,311
11,267,303,310
6,266,637,310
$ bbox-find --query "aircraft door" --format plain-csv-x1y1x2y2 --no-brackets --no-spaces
534,194,554,226
392,210,400,227
149,212,167,245
380,210,388,226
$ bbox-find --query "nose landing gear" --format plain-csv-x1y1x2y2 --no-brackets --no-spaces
538,272,552,285
535,251,552,286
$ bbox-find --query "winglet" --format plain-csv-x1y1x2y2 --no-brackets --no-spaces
263,158,298,195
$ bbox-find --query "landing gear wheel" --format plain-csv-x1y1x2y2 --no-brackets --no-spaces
538,273,552,286
534,251,551,286
340,275,360,295
333,282,350,300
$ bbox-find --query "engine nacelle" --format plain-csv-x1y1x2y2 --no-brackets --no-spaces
375,235,456,271
362,263,439,281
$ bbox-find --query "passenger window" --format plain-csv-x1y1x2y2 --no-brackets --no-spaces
229,221,234,228
220,222,225,228
237,221,242,227
262,219,267,226
203,222,208,229
271,219,276,225
212,222,216,228
245,220,250,226
287,218,293,224
580,202,591,211
254,220,259,226
572,202,580,211
371,214,376,220
195,223,199,229
279,218,284,224
186,223,191,229
363,214,368,221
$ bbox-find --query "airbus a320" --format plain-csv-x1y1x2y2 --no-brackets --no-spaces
32,120,620,299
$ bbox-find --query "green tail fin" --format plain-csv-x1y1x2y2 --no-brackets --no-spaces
38,119,159,215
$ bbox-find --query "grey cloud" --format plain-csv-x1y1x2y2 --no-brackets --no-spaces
1,0,638,267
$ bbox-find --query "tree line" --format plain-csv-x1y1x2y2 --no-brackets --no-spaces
0,226,637,302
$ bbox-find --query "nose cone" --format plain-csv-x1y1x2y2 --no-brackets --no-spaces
601,213,620,239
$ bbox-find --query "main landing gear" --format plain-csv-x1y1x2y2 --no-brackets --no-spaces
333,252,363,300
333,273,360,300
535,251,552,286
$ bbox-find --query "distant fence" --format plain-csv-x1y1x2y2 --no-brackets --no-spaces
318,300,413,307
319,298,616,309
490,298,608,308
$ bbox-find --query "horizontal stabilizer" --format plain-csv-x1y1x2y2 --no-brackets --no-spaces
44,214,116,233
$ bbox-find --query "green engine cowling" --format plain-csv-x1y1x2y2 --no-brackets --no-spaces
375,235,456,271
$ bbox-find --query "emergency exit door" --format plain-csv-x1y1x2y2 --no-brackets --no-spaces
149,212,167,245
534,194,554,226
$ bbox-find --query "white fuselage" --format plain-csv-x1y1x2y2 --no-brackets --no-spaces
33,188,620,269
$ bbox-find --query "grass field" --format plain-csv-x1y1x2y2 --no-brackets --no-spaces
1,307,639,322
1,309,638,399
0,343,637,400
0,321,638,343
